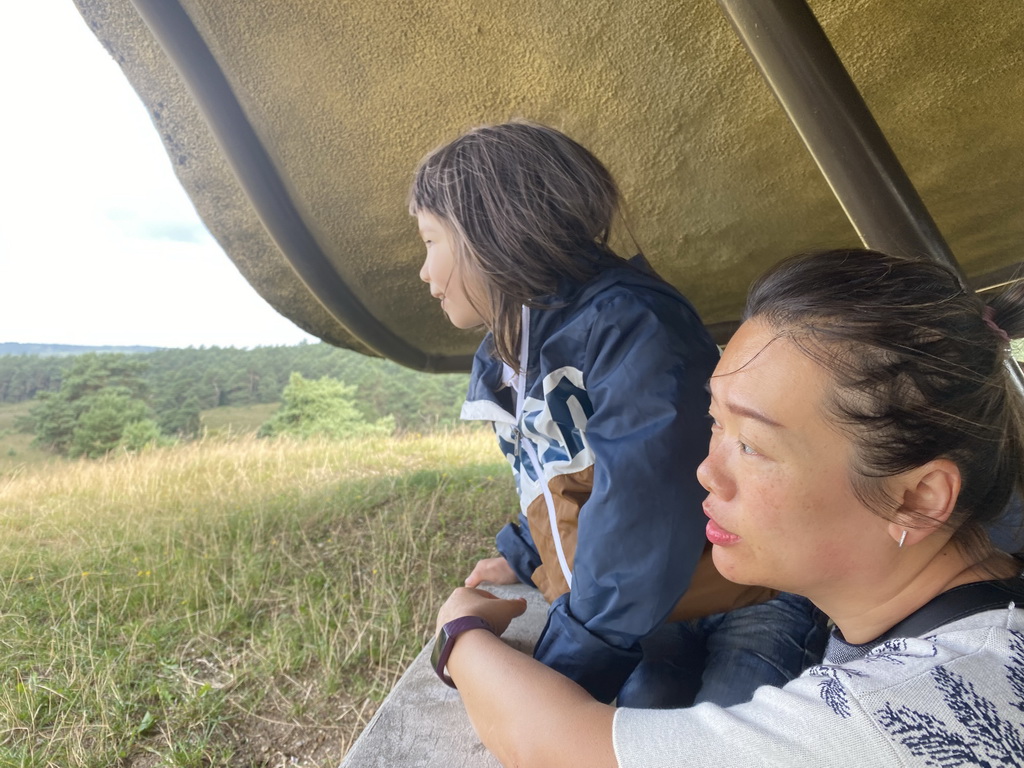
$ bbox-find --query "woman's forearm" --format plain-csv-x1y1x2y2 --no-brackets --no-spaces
447,629,618,768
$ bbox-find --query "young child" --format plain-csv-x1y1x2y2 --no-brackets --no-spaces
411,120,824,706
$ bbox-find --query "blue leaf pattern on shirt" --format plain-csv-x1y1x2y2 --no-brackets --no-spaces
811,664,867,719
866,637,914,664
815,638,936,719
1007,630,1024,714
865,636,939,666
876,649,1024,766
876,704,992,767
819,677,851,719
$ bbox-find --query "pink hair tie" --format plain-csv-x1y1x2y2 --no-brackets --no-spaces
983,305,1011,344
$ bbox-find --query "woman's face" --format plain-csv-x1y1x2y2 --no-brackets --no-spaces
416,211,487,330
697,319,892,599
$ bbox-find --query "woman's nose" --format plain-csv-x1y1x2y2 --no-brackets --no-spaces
696,455,713,493
696,447,731,499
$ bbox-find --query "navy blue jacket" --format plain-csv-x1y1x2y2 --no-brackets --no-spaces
461,262,721,702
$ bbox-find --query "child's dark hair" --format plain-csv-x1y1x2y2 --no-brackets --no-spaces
744,248,1024,558
410,121,628,369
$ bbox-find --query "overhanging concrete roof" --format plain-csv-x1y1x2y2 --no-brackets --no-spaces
74,0,1024,371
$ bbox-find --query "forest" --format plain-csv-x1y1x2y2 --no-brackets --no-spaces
0,343,472,457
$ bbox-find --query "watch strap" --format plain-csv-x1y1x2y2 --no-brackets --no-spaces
431,616,495,688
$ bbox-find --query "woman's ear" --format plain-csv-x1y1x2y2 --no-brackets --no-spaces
887,459,962,547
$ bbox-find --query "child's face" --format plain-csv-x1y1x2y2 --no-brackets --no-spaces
417,211,486,330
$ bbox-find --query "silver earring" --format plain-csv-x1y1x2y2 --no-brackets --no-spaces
898,530,907,549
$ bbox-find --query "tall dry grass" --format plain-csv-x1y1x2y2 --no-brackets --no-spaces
0,428,515,767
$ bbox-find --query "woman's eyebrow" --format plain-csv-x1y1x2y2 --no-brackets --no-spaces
726,401,785,428
711,392,785,429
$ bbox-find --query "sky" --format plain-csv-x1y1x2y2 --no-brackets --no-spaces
0,2,319,349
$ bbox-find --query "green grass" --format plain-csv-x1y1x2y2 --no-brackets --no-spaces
0,427,513,767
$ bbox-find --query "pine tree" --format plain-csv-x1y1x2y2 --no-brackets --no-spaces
27,354,157,458
258,373,394,439
69,388,151,459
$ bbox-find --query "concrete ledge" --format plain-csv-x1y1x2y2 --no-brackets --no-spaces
339,584,548,767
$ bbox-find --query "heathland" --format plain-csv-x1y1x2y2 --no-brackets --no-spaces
0,349,513,767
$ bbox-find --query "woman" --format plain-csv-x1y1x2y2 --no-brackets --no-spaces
413,120,824,707
431,248,1024,766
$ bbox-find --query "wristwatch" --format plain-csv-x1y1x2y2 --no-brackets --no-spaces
431,616,495,688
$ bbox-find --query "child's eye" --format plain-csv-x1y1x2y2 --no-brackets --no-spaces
707,412,720,429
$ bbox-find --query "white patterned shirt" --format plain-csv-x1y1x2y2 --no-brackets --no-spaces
614,606,1024,767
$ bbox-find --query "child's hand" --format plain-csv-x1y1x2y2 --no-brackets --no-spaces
436,587,528,635
465,556,518,587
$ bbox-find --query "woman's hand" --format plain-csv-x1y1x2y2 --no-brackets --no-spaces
436,587,527,634
465,556,519,587
434,586,616,768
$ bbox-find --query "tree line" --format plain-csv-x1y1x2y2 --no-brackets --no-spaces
0,343,472,457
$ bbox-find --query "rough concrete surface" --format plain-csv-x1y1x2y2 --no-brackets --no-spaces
339,584,547,767
72,0,1024,369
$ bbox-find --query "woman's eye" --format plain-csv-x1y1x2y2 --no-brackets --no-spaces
739,442,758,456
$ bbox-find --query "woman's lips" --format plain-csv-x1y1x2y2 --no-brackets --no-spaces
704,510,740,546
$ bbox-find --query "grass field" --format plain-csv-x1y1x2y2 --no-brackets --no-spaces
0,425,513,767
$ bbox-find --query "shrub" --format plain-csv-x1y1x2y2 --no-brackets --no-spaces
258,373,394,440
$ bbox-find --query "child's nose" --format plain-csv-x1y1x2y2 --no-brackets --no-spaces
419,258,430,283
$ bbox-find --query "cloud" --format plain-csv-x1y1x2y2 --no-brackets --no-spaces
105,208,211,244
0,1,317,349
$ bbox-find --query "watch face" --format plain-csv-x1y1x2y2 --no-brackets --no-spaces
431,626,451,675
431,616,493,688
